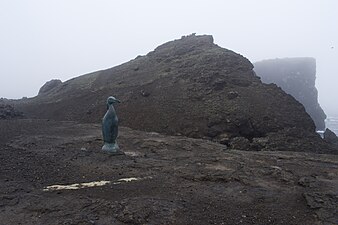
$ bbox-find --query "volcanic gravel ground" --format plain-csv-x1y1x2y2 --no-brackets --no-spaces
0,119,337,225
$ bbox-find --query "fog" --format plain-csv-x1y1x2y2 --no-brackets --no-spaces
0,0,337,115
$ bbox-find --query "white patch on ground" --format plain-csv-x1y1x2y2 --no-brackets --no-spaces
124,151,142,157
43,177,151,191
205,164,234,171
118,177,139,182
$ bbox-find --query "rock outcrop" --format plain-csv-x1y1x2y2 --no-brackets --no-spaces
324,128,338,144
15,35,335,153
0,104,23,119
254,58,326,130
38,79,62,95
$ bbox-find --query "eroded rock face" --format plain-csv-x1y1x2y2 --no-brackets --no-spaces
254,58,326,130
38,79,62,95
15,35,335,153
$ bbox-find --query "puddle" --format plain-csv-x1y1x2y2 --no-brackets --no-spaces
43,177,151,191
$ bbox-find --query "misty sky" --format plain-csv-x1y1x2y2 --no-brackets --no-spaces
0,0,337,115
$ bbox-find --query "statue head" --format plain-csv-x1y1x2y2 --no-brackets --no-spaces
107,96,121,108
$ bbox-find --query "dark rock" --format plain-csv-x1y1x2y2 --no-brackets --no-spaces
254,58,326,130
250,137,269,150
0,104,24,119
229,137,250,150
140,90,150,97
303,192,338,223
324,128,338,144
38,79,62,95
261,127,337,154
298,176,317,187
217,133,232,145
303,191,338,217
227,91,239,99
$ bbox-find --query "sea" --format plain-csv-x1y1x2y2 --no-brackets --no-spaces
325,116,338,136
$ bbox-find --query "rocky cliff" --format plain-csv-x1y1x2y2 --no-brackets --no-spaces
254,58,326,130
15,35,335,153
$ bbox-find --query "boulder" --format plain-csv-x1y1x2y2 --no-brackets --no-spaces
38,79,62,95
324,128,338,144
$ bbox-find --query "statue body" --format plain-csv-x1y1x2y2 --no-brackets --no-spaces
102,96,121,153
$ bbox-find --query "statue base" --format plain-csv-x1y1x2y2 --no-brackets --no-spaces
102,142,124,154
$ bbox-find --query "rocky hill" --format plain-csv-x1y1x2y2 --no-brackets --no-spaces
254,58,326,130
15,35,335,153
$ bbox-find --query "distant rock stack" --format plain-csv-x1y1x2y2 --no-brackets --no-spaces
254,58,326,130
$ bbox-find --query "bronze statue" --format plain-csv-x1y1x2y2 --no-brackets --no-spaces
102,96,121,153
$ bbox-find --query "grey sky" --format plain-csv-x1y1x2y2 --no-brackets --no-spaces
0,0,337,115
